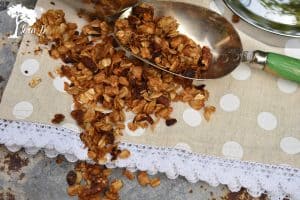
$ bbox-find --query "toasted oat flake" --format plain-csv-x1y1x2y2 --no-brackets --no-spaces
150,177,161,188
111,179,123,193
34,46,42,55
204,106,216,121
118,149,131,159
28,77,42,88
137,171,150,186
123,169,135,180
48,71,55,79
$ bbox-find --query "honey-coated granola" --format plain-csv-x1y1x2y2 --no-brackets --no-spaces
115,3,213,78
32,3,214,199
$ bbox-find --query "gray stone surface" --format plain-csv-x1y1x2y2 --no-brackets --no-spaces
0,1,265,200
0,147,230,200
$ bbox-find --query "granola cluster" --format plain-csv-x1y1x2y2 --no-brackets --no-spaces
66,163,160,200
67,162,123,200
32,4,215,199
115,3,213,78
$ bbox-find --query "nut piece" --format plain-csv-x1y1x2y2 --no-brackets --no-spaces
157,96,170,107
203,106,216,121
150,177,161,188
28,77,42,88
123,169,135,180
51,114,65,124
137,171,150,186
118,149,131,159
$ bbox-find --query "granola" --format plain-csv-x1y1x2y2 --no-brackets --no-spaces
33,9,209,161
115,3,213,79
32,4,214,199
67,162,121,199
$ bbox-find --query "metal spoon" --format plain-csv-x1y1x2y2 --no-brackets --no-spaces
114,1,300,83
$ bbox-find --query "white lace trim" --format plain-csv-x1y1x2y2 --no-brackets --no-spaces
0,119,299,200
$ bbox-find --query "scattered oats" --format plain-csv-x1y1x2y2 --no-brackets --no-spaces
34,46,42,55
48,71,55,79
204,106,216,121
28,77,42,88
150,177,161,188
137,171,150,186
123,169,135,180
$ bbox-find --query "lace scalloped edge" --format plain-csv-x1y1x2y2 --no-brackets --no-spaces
0,119,299,200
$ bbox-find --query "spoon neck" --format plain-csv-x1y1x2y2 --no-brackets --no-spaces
242,50,268,70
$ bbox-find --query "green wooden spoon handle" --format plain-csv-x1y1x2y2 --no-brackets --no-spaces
266,53,300,83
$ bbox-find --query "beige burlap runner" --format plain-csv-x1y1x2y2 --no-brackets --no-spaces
0,0,299,167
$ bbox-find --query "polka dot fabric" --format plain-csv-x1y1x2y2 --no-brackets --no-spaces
0,0,299,169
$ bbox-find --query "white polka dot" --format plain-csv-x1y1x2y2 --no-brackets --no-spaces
231,64,251,80
209,1,224,14
284,39,300,59
257,112,277,131
12,101,33,119
53,77,71,93
124,119,145,136
183,108,202,127
280,137,300,155
62,123,81,133
220,94,240,112
21,59,39,76
277,78,298,94
222,141,243,160
174,143,192,152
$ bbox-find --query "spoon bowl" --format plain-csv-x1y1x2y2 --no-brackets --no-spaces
114,0,300,83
